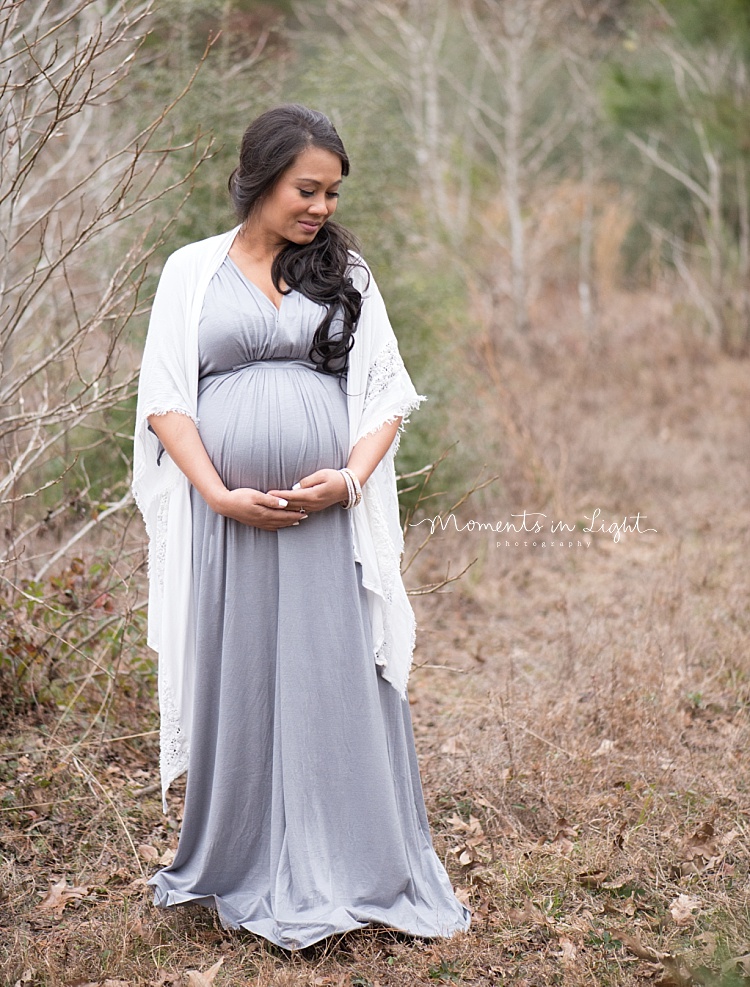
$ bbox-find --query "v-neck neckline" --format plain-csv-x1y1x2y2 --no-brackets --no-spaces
225,253,288,315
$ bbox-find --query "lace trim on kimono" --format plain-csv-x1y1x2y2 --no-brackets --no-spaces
361,341,426,452
151,490,170,591
367,487,399,669
364,339,405,409
145,406,200,425
382,460,402,546
159,679,189,811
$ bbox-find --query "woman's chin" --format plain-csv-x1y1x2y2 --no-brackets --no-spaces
283,232,317,246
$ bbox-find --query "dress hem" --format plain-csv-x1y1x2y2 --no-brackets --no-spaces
149,880,471,951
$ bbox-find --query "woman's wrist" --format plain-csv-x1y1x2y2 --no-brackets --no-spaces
345,417,402,490
206,483,231,515
339,466,362,510
335,469,351,506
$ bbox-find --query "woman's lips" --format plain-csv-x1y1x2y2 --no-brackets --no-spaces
299,220,320,232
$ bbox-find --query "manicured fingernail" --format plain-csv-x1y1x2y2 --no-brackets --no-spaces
292,521,300,526
292,482,301,490
278,498,288,507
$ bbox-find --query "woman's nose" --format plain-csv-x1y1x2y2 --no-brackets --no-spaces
308,195,328,216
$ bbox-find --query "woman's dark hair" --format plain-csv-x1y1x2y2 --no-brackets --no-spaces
228,103,367,375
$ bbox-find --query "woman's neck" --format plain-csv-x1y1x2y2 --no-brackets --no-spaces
234,220,285,266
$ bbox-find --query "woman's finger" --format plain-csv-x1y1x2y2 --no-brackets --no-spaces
258,491,291,510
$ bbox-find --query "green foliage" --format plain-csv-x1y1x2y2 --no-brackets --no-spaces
385,265,476,512
428,958,462,982
599,0,750,310
603,63,674,132
660,0,750,52
604,0,750,164
272,38,414,266
585,928,623,951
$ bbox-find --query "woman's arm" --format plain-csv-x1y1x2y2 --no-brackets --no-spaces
267,417,402,513
148,412,306,530
346,417,402,486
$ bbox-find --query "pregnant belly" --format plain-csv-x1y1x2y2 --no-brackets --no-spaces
196,362,349,492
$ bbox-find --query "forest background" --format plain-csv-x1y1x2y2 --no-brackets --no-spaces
1,0,749,985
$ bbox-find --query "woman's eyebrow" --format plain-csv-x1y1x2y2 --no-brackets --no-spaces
295,176,343,186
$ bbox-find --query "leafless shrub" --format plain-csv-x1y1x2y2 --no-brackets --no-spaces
0,0,216,721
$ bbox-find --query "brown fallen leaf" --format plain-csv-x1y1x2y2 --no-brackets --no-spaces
722,953,750,977
577,869,609,889
473,895,500,924
152,972,181,985
508,899,551,927
185,958,223,987
458,847,477,867
454,885,471,906
553,818,578,841
719,828,740,848
453,837,491,868
557,937,578,967
37,879,89,917
669,894,702,926
672,821,722,877
138,844,159,863
591,738,615,757
69,982,130,987
618,933,695,987
602,896,637,918
617,932,669,963
446,813,484,838
440,736,468,755
544,817,578,854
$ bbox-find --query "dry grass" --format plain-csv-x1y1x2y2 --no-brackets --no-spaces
2,285,749,986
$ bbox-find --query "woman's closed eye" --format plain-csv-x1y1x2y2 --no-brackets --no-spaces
299,189,339,199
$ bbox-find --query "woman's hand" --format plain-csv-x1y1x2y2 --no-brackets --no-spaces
214,487,307,530
268,418,405,515
268,469,349,513
147,413,305,530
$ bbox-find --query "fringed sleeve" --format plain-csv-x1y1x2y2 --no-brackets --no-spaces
346,257,426,698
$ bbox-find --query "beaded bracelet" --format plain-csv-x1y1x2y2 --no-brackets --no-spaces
339,468,357,509
339,467,362,510
339,468,354,508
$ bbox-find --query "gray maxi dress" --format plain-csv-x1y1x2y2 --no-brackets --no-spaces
148,256,471,950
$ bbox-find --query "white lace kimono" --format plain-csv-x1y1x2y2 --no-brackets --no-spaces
132,227,425,810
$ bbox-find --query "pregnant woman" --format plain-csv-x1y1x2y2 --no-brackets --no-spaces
132,104,470,950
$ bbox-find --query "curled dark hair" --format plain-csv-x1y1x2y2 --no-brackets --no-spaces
228,104,367,375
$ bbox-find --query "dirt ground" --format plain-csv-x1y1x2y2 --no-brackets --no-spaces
1,287,749,986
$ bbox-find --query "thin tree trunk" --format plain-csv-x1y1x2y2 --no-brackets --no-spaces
737,154,750,352
579,104,596,333
705,150,727,349
735,59,750,353
504,14,529,334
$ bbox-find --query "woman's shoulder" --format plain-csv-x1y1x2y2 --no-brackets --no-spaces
346,250,374,293
162,227,240,276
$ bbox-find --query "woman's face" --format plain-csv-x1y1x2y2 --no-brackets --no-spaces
252,145,343,246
